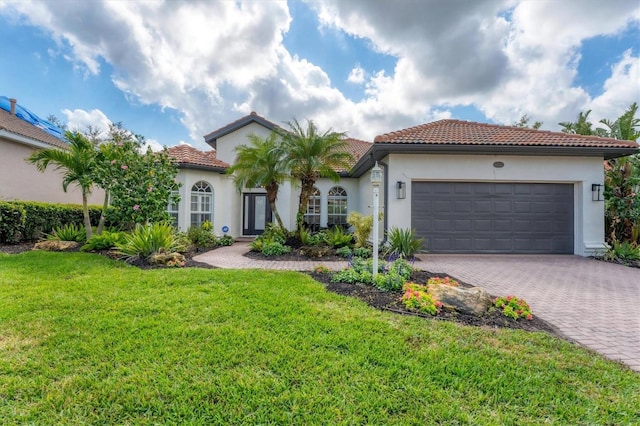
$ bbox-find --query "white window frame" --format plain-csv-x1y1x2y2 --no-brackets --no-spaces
327,186,348,227
190,181,213,228
304,187,321,228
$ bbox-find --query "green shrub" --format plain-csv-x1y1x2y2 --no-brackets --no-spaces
186,224,218,249
47,223,87,243
308,231,327,246
116,223,186,260
384,227,423,259
347,211,374,248
0,201,102,242
386,258,413,280
373,270,406,291
427,276,460,287
352,247,372,258
261,241,291,256
325,226,353,248
332,267,373,284
335,246,352,258
0,202,26,243
81,231,127,251
218,235,234,246
606,240,640,261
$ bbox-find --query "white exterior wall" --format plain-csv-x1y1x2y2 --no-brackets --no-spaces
214,122,273,165
0,138,105,205
384,153,605,256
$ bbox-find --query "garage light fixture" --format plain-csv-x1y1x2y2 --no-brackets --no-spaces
591,184,604,201
396,181,406,199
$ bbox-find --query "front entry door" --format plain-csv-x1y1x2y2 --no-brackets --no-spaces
243,193,272,235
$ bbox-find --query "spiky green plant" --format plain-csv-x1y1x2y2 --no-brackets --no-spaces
47,223,86,243
384,227,424,259
116,223,185,260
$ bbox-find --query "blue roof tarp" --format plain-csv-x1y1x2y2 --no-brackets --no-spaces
0,96,65,140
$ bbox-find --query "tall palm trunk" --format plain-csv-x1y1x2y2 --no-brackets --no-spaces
96,191,110,235
266,183,285,230
82,190,93,240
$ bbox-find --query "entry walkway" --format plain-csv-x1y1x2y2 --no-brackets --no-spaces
195,244,640,372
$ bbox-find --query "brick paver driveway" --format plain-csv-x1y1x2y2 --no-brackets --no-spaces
415,254,640,372
196,245,640,372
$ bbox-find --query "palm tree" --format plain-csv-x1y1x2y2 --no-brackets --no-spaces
28,131,97,240
559,110,595,135
280,118,353,237
227,132,289,229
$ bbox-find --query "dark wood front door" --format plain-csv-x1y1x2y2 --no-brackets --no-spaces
243,193,272,235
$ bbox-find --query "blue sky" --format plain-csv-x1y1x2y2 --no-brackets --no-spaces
1,1,638,150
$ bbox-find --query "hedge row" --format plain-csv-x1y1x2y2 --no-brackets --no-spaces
0,201,102,243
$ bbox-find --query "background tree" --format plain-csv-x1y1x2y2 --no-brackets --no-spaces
559,110,596,135
513,114,543,130
280,118,353,237
28,131,98,239
227,132,288,229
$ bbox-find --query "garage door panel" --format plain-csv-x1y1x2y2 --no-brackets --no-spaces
412,182,574,254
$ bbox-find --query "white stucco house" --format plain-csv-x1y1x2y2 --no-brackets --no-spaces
168,112,638,257
0,98,104,205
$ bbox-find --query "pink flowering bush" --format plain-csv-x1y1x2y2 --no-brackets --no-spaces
401,282,442,315
493,296,533,320
426,276,460,287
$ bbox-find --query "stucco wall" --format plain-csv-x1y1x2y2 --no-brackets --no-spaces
0,138,104,205
214,122,273,165
383,153,605,256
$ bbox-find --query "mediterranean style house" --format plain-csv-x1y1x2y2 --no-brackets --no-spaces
169,111,638,257
2,96,637,256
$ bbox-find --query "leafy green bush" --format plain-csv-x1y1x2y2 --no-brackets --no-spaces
402,283,442,315
116,223,186,260
325,226,353,248
47,223,87,243
335,246,352,258
352,247,372,258
332,267,373,284
347,211,374,248
374,270,406,291
261,241,291,256
384,227,423,259
0,201,102,242
186,223,218,249
493,296,533,320
218,235,234,246
81,231,126,251
0,202,26,243
606,240,640,261
427,276,460,287
308,231,327,246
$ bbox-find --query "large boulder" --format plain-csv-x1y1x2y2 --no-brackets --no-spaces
427,284,492,316
298,245,333,258
33,240,80,252
147,252,186,267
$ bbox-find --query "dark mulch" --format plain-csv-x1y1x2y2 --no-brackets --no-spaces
309,270,561,337
592,256,640,269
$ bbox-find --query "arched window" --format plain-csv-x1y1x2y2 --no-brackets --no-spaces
190,181,213,227
304,187,321,229
327,186,348,226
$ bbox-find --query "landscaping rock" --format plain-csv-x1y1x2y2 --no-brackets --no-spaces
427,284,492,316
147,252,186,267
33,240,80,252
298,245,333,258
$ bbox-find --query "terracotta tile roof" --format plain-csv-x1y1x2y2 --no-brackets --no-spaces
341,138,372,170
0,108,68,149
167,144,229,169
374,119,639,149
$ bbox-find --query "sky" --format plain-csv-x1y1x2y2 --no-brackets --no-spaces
1,0,638,151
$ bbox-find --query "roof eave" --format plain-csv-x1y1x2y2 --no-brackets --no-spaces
176,163,228,173
203,115,278,150
349,143,640,177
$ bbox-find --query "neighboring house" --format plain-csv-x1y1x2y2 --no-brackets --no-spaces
169,112,638,257
0,98,104,205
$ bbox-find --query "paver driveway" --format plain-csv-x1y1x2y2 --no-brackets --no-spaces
416,254,640,372
195,245,640,372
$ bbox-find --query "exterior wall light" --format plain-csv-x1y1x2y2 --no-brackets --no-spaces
591,184,604,201
396,181,406,199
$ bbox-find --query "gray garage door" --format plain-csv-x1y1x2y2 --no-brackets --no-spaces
411,182,574,254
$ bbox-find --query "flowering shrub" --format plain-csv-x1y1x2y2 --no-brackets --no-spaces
493,296,533,320
166,258,186,268
314,265,330,274
401,283,442,315
427,276,460,287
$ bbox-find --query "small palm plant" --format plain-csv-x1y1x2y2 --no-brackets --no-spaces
116,223,185,261
384,227,423,259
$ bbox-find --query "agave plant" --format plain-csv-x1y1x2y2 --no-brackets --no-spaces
384,227,423,259
116,223,185,260
47,223,87,243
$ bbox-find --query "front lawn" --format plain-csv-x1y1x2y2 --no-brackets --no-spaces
1,252,638,424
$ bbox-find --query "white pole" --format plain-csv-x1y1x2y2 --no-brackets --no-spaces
372,186,379,277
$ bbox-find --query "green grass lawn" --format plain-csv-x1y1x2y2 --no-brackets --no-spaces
1,252,638,425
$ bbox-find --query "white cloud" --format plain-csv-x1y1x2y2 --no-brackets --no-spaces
61,108,112,136
142,138,164,152
347,65,366,84
590,50,640,123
